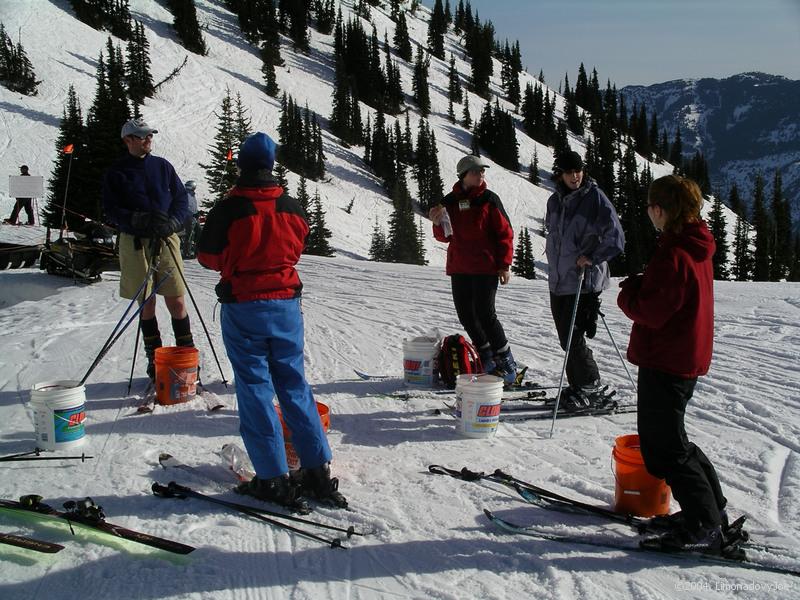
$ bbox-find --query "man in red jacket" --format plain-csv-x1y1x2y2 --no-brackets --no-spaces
197,132,345,512
429,154,516,382
618,175,728,555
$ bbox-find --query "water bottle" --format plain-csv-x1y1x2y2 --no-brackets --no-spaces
219,443,256,482
440,209,453,237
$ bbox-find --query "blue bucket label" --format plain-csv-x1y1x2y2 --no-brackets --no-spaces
54,405,86,443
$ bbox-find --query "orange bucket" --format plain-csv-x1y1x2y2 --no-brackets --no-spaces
154,346,199,406
612,434,671,517
275,401,330,470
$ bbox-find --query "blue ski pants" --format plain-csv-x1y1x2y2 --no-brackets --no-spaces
220,298,331,479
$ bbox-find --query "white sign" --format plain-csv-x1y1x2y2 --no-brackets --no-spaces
8,176,44,198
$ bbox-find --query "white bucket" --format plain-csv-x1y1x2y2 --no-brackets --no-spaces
402,336,439,387
30,380,87,451
455,374,504,438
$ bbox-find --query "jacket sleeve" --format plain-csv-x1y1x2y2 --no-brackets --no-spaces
167,165,189,224
196,204,226,272
586,189,625,265
617,250,688,330
102,167,133,229
432,221,450,242
490,198,514,269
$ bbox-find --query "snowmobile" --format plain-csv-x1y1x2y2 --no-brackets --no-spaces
39,223,119,283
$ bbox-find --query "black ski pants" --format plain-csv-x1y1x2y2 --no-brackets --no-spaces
549,292,599,388
637,367,727,529
8,198,34,225
450,274,507,352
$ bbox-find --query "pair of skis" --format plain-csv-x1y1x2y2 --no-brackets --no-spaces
156,453,365,549
0,495,194,555
429,465,800,577
0,532,64,554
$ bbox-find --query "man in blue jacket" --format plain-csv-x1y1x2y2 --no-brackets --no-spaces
103,118,194,380
545,150,624,407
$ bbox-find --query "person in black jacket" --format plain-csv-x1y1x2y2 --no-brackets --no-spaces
4,165,35,225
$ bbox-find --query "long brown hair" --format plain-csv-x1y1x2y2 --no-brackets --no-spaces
648,175,703,234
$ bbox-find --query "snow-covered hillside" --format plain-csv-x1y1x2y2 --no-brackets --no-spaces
2,2,798,599
0,0,685,271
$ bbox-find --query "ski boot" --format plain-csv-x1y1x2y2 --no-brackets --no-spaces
491,348,517,385
640,522,724,555
478,344,495,374
292,463,348,509
236,474,310,514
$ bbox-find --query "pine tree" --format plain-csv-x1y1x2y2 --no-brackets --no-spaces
305,190,335,256
412,47,431,117
707,192,729,280
729,183,751,281
770,170,792,281
414,119,443,213
43,85,88,230
314,0,336,35
200,90,239,207
393,11,412,61
369,216,387,261
386,173,427,265
466,21,493,98
669,126,683,173
447,54,463,104
788,234,800,282
0,24,41,95
427,0,447,59
273,162,290,193
126,21,154,107
511,227,535,279
296,176,310,214
287,0,310,50
751,174,771,281
528,148,540,185
260,1,283,96
166,0,208,55
462,95,472,128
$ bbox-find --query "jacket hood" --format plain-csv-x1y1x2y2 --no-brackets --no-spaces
661,220,715,262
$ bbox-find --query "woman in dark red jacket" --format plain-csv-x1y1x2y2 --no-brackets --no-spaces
617,175,728,555
429,154,516,381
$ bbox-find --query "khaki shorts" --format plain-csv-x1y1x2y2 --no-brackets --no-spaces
118,233,186,300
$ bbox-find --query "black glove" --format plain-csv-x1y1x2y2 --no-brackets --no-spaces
149,211,182,239
578,292,601,339
130,211,151,236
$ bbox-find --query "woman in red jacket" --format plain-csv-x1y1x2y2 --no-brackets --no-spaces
617,175,728,555
429,154,516,381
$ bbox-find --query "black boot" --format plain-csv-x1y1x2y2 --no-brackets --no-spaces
140,317,162,381
172,315,194,348
236,474,310,514
641,522,724,555
292,463,348,508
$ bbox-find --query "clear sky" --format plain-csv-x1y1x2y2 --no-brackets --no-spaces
458,0,800,87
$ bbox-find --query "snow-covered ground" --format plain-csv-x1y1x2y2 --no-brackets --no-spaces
1,1,797,598
1,241,800,598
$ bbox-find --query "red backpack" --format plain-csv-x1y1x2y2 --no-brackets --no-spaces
437,334,482,389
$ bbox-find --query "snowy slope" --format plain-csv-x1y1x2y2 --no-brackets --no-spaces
1,254,799,599
1,2,798,599
0,0,684,271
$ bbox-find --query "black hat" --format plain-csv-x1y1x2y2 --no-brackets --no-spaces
553,150,584,173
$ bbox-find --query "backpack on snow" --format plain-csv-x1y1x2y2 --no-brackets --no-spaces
437,334,481,389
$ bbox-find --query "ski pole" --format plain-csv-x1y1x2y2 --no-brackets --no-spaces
164,241,229,387
79,270,173,386
0,448,42,461
152,482,345,549
550,266,585,439
0,454,94,462
599,310,637,390
158,481,363,537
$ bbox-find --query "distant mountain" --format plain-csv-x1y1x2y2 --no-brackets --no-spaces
621,72,800,221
